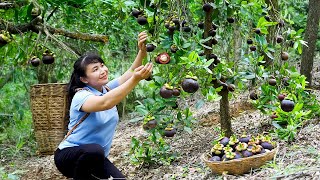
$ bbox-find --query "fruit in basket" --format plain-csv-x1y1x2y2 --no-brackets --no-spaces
261,142,273,150
211,143,224,156
228,135,239,146
235,142,248,152
209,156,221,162
223,146,233,153
250,144,262,154
242,150,253,157
222,151,237,161
219,137,230,146
239,133,251,143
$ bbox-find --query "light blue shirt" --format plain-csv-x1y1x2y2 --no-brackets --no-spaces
58,79,120,157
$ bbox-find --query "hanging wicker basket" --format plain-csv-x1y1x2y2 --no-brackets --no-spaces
201,146,278,175
30,83,69,155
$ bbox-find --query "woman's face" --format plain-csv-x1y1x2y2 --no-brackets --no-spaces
81,62,109,90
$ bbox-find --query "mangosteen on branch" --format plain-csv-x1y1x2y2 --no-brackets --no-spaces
181,76,199,93
142,115,157,130
282,77,289,86
281,99,295,112
268,78,277,86
281,52,289,61
278,19,285,28
160,84,173,98
250,45,257,51
42,51,55,64
276,36,284,43
137,16,148,25
156,52,170,64
249,92,259,100
0,34,9,46
254,28,261,35
164,127,176,137
227,17,235,23
202,3,212,12
198,22,204,29
208,29,216,37
278,94,286,101
30,56,40,67
146,44,156,52
131,9,142,18
264,15,271,22
247,39,253,45
170,45,178,53
172,88,180,96
182,26,191,32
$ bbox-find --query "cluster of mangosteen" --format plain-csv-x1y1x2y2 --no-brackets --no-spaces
131,9,148,25
29,49,55,67
0,31,11,47
142,115,177,137
208,134,275,162
164,15,192,35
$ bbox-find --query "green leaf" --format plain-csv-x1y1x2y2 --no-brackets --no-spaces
184,126,192,134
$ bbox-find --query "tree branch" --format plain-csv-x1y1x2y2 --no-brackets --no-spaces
0,18,108,43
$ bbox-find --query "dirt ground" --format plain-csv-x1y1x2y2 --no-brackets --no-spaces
15,91,320,180
5,57,320,180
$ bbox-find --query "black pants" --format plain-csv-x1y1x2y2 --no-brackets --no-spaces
54,144,125,180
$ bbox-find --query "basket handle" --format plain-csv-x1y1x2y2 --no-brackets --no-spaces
62,85,111,141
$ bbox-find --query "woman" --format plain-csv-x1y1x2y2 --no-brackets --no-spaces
54,32,152,180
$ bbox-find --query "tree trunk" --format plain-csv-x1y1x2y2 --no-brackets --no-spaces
203,0,232,137
300,0,320,85
219,90,232,137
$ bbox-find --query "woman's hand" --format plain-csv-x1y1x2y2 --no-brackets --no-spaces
132,63,153,81
138,31,148,55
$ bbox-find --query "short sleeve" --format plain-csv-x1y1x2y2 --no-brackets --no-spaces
71,90,94,111
106,78,120,90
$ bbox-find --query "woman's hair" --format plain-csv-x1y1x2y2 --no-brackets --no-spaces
67,53,105,103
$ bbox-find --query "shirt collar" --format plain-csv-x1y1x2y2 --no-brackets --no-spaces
85,85,107,96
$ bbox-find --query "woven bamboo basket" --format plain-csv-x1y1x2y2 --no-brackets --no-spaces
201,146,278,175
30,83,69,155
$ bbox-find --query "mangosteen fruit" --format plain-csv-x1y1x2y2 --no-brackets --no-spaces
250,45,257,51
247,39,253,45
137,16,148,25
282,77,289,86
145,75,152,81
242,150,253,157
170,45,178,53
146,44,156,52
249,92,258,100
143,118,157,130
202,3,212,12
254,28,261,35
212,23,218,30
239,135,250,143
208,156,221,162
0,34,9,46
208,53,218,60
259,147,266,154
212,38,218,45
172,17,179,25
276,36,284,43
164,127,176,137
131,9,142,18
181,76,199,93
156,52,170,64
268,78,277,86
198,22,204,29
227,17,235,23
208,28,216,37
30,57,40,67
234,152,242,159
278,94,285,101
264,15,271,22
219,137,230,146
160,84,173,98
260,142,273,150
183,26,191,32
281,52,289,61
281,99,295,112
172,88,180,96
42,52,55,64
227,84,236,92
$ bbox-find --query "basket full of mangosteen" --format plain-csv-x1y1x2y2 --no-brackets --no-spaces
201,134,278,175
